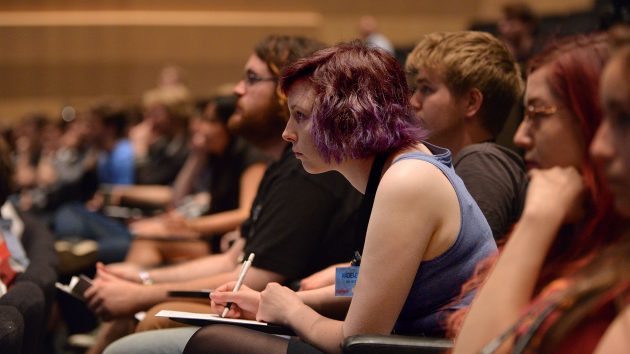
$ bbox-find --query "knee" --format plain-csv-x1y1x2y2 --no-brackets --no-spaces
136,302,187,332
104,333,145,354
106,328,199,354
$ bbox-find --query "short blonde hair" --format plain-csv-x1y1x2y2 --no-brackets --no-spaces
142,85,193,121
406,31,523,137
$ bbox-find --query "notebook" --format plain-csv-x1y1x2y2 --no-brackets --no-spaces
155,309,295,336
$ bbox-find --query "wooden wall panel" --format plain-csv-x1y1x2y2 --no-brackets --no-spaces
0,0,594,122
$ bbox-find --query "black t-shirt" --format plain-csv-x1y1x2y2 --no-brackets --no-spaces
242,145,361,282
203,138,269,215
454,142,528,241
135,134,189,185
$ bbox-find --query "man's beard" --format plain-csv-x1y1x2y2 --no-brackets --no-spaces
228,98,287,149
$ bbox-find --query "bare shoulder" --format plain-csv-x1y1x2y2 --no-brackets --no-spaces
369,153,461,258
594,305,630,354
379,156,453,199
376,155,458,226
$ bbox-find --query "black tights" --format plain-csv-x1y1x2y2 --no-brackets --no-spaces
183,325,289,354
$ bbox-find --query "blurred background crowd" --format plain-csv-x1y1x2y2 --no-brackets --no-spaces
0,0,628,353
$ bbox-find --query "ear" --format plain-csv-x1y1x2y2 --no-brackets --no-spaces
463,88,483,120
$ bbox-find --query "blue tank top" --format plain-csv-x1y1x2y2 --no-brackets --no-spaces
392,143,497,336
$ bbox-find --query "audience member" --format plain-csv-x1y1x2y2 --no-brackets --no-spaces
300,30,526,292
112,95,268,268
0,133,58,354
14,113,100,223
173,41,496,354
452,33,626,353
131,86,191,186
5,7,630,354
105,99,210,210
406,31,527,241
498,2,539,72
584,27,630,353
12,114,50,192
358,15,395,55
86,35,361,354
157,65,187,90
91,103,135,186
52,104,136,271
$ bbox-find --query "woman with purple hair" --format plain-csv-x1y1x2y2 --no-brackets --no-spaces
182,42,496,354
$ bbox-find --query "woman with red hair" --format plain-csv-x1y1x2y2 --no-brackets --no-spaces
453,33,630,353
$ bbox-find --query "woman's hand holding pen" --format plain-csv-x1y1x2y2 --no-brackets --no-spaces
210,281,260,320
256,283,305,326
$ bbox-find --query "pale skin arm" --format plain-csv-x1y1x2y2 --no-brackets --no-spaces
453,167,586,354
298,284,352,320
35,151,57,187
186,162,267,235
299,262,349,291
110,185,173,208
145,237,244,283
148,265,284,298
210,284,351,322
125,162,265,238
109,145,207,208
251,160,456,353
129,120,153,159
84,260,285,320
107,232,244,281
14,138,38,188
594,305,630,354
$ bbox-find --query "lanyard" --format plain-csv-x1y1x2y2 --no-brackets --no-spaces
353,152,389,255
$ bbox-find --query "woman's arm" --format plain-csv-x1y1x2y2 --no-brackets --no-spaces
186,162,266,235
297,285,351,319
145,239,243,283
110,185,173,208
257,284,346,353
453,167,586,354
341,159,457,336
257,159,458,353
299,262,349,291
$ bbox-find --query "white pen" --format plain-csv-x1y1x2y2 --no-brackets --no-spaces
221,253,255,318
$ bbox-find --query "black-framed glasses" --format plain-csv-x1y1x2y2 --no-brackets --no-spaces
243,71,276,87
524,104,558,124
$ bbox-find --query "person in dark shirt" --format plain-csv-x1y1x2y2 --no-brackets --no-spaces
132,86,191,186
181,41,494,354
406,31,528,241
85,35,361,354
112,95,269,267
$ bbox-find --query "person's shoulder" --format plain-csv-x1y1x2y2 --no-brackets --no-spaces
455,142,500,158
455,142,525,169
114,138,132,148
377,158,456,229
382,156,452,197
112,139,134,157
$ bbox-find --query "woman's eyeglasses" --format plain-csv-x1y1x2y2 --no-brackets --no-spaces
524,104,558,124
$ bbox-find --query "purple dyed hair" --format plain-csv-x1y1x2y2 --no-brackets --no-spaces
281,42,427,163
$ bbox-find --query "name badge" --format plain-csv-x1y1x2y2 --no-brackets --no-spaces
335,266,359,297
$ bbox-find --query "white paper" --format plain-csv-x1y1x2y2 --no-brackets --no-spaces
155,309,269,327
